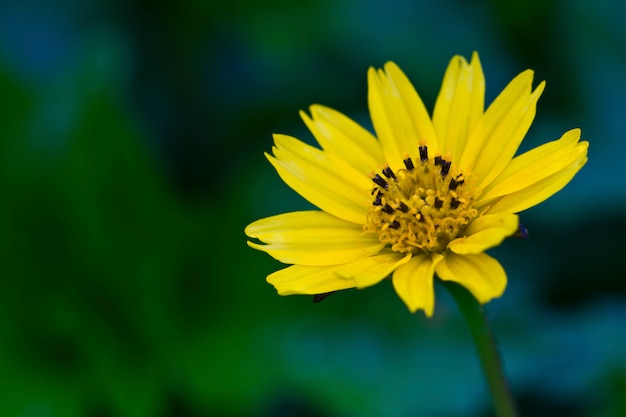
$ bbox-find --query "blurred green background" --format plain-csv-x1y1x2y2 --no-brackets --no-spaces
1,0,625,416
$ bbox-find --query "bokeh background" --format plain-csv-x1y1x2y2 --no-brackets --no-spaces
1,0,625,416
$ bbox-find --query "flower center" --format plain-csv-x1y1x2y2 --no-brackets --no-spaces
364,145,478,254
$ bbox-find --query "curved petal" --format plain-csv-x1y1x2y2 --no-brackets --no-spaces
245,211,385,265
268,134,371,224
435,252,507,304
267,252,411,295
432,52,485,161
483,150,588,215
301,104,385,174
460,70,544,189
392,253,443,316
448,213,519,255
479,129,587,202
368,63,437,170
382,62,439,153
267,265,359,295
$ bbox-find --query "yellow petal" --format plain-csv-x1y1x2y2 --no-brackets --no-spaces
245,211,385,265
272,134,371,190
267,265,359,295
268,134,370,224
479,129,587,202
301,105,384,175
382,62,439,153
348,252,412,288
432,52,485,161
448,213,519,254
484,150,588,215
460,70,544,189
267,252,410,295
392,253,443,316
367,63,436,170
435,252,507,304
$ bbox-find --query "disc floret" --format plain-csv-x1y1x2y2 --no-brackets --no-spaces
364,145,478,254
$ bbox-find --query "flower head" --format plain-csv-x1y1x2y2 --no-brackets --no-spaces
245,52,588,316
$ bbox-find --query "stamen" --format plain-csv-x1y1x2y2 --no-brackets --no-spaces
514,223,529,239
365,149,477,254
404,157,415,171
440,160,451,177
382,166,396,180
449,177,464,191
419,145,428,162
372,174,388,189
381,204,394,214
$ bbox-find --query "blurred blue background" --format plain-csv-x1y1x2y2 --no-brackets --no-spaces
0,0,624,416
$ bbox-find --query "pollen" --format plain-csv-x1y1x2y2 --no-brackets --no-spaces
364,145,479,254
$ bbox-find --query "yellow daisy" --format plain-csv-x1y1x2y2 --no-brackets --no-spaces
245,52,588,316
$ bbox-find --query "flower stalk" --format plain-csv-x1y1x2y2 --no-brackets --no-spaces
442,281,519,417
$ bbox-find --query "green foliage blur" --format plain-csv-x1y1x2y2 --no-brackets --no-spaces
0,0,625,416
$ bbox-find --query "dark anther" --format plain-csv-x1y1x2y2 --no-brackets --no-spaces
382,167,396,180
389,220,401,229
440,160,451,177
313,292,335,303
434,197,443,209
404,157,415,171
373,195,382,206
434,156,443,166
372,174,388,189
450,198,460,209
449,178,464,191
419,145,429,162
382,204,394,214
398,202,409,213
513,223,529,239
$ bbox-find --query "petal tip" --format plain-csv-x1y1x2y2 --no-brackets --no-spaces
367,66,377,80
298,108,311,120
413,304,435,317
568,127,582,139
246,240,264,250
244,224,256,238
383,60,399,70
449,54,468,67
533,80,546,96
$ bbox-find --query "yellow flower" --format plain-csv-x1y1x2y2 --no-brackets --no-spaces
245,52,588,316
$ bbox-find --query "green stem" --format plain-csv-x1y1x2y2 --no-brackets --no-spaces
442,281,519,417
